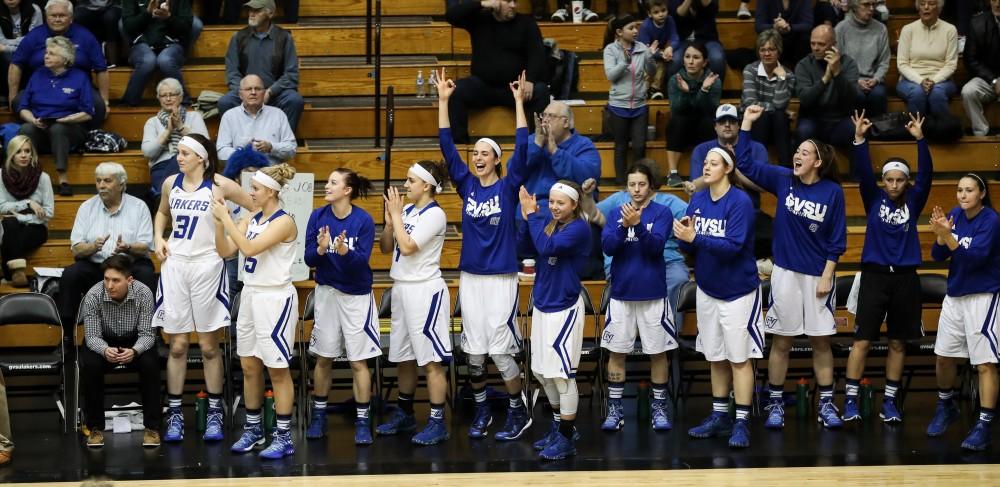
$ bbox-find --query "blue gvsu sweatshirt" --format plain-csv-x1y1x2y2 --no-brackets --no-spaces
440,127,527,275
853,138,933,267
303,204,375,295
931,206,1000,297
735,129,846,276
679,187,760,301
521,214,592,312
601,201,672,301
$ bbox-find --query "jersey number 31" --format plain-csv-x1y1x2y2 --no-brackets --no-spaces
173,215,200,240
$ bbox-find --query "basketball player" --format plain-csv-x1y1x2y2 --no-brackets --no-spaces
436,68,532,440
304,169,380,445
675,146,761,449
739,105,847,429
152,133,254,442
376,161,453,446
519,180,591,460
212,164,299,459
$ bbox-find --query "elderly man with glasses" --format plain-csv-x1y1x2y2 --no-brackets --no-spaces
215,74,296,165
835,0,891,116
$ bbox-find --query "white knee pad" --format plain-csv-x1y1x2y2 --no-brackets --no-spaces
491,353,520,381
552,377,579,416
468,353,487,382
535,374,561,408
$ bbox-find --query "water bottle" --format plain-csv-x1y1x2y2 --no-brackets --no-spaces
195,390,208,432
860,378,874,420
636,380,650,421
416,70,426,98
428,69,438,98
264,389,276,432
796,377,809,418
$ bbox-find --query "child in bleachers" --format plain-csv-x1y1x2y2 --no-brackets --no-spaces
637,0,680,99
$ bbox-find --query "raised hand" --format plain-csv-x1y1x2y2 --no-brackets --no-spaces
701,72,719,91
852,109,872,142
518,186,538,219
383,186,406,218
333,229,349,255
905,111,925,140
672,215,695,243
581,178,597,196
743,104,764,123
676,74,689,93
436,67,455,100
317,225,331,252
209,196,229,222
621,202,641,227
510,70,527,104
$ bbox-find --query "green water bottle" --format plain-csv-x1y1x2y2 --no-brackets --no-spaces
860,378,874,420
264,389,276,432
796,378,809,418
195,390,208,432
637,380,650,421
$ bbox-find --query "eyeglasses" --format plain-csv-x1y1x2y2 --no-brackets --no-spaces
158,92,182,98
540,112,567,120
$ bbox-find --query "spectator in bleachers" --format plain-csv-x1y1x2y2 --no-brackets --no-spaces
794,24,859,149
960,1,1000,137
445,0,548,144
72,0,121,65
201,0,238,25
755,0,812,67
17,36,93,197
637,0,681,99
8,0,108,124
120,0,193,107
665,41,721,187
79,254,160,448
519,101,601,218
0,0,42,104
0,135,52,287
667,0,726,84
741,30,795,166
0,370,9,465
550,0,599,22
142,78,208,205
218,0,303,131
896,0,958,117
814,0,848,27
59,162,157,336
835,0,891,117
216,74,296,165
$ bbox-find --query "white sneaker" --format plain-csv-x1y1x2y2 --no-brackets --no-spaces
582,8,599,22
551,8,568,22
737,4,752,19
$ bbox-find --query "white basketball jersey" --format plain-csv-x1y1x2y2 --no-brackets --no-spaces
242,210,295,287
389,202,446,282
167,177,218,259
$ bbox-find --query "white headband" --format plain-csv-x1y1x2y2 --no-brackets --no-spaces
252,170,283,192
476,137,502,159
550,182,579,202
410,164,442,192
881,161,910,177
707,147,735,167
178,136,208,163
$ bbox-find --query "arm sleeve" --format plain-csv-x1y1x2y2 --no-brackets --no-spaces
692,198,750,255
948,220,997,265
931,26,958,84
637,211,669,257
215,114,235,161
268,34,300,95
667,73,689,111
337,216,375,269
910,138,934,210
637,22,654,46
689,145,705,181
528,214,589,258
82,292,110,355
70,205,88,246
269,112,297,161
873,28,891,82
604,44,629,82
600,209,625,256
931,241,953,261
852,139,878,209
734,129,786,193
440,127,471,196
445,0,482,29
596,192,624,219
121,0,153,41
39,174,53,220
505,127,530,188
408,208,446,250
224,35,242,92
550,141,601,184
794,60,826,110
826,190,847,262
0,185,26,215
132,293,155,355
741,64,762,108
10,30,32,66
667,18,681,52
77,74,95,116
303,210,321,268
141,117,164,160
896,26,922,83
965,22,997,81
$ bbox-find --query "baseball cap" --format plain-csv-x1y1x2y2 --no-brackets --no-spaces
715,104,739,122
244,0,275,10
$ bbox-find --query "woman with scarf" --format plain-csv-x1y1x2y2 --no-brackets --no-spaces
141,77,208,207
0,135,51,287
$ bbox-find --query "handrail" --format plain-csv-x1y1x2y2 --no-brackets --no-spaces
373,0,382,147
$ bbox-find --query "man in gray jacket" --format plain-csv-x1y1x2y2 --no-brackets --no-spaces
795,24,859,149
835,0,890,116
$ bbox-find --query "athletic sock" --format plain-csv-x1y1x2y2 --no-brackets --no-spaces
276,414,292,432
167,394,182,410
979,407,995,424
845,378,860,399
818,384,834,402
712,397,728,414
208,393,222,410
735,404,750,421
356,401,370,419
938,388,955,403
245,408,262,426
313,395,328,412
558,418,576,438
884,380,900,399
769,383,784,403
473,386,488,404
652,382,668,401
552,409,561,424
509,393,525,409
398,392,415,415
429,402,445,421
608,381,625,400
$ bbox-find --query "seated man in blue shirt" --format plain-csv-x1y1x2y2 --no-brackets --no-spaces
217,0,303,132
216,74,297,165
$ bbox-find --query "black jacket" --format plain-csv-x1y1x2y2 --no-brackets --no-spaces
964,12,1000,83
446,1,546,86
0,2,39,41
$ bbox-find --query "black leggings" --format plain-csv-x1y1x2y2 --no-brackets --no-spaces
666,110,715,153
0,219,47,280
608,109,648,184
